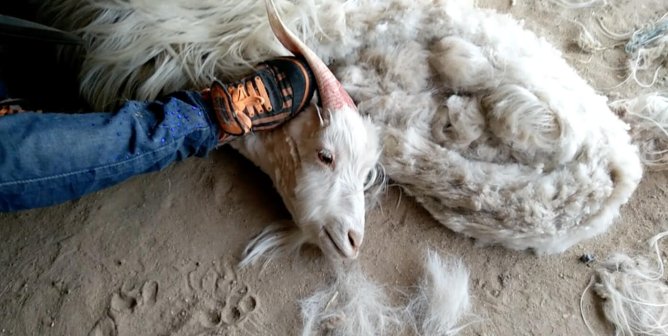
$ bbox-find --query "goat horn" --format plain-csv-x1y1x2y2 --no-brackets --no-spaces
265,0,356,111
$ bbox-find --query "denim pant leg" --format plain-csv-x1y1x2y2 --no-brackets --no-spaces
0,91,220,212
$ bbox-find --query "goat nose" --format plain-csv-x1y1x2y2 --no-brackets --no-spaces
347,230,363,250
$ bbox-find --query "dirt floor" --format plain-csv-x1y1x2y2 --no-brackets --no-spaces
1,0,667,335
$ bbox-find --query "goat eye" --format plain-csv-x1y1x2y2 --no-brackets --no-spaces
317,149,334,165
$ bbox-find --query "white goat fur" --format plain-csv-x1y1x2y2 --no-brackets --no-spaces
405,250,473,335
611,93,668,171
300,263,403,336
593,231,668,336
300,249,472,336
39,0,644,255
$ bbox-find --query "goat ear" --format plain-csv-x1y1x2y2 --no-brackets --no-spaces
315,105,332,127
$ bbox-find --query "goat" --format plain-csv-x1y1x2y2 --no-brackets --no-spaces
234,0,383,263
37,0,649,258
37,0,384,263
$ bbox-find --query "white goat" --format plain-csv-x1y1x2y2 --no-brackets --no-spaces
233,103,383,264
38,0,649,257
39,0,384,263
237,0,384,263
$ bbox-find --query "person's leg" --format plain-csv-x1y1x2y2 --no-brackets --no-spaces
0,57,315,212
0,91,218,211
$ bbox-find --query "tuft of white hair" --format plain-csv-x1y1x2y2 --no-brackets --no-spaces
623,15,668,89
300,263,403,336
299,249,472,335
610,93,668,171
583,11,668,89
406,250,473,336
240,222,309,268
593,231,668,336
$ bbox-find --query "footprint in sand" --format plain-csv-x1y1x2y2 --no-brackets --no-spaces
187,260,258,331
88,280,159,336
111,280,159,314
194,284,258,328
88,316,116,336
89,260,257,335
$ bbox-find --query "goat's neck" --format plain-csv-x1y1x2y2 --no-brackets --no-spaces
230,123,303,214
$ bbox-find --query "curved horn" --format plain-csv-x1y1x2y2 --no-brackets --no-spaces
265,0,356,111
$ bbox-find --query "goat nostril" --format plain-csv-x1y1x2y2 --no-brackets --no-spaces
347,230,362,250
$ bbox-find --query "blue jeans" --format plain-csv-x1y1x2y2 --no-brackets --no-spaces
0,91,220,212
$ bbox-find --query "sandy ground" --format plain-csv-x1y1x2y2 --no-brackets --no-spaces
1,0,667,335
